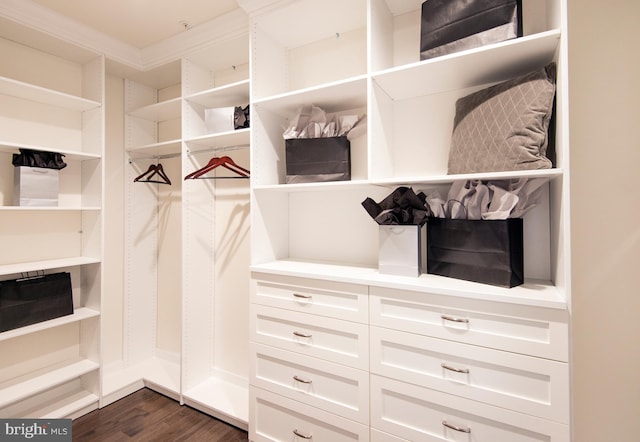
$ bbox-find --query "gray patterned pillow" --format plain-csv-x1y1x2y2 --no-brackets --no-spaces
447,63,556,174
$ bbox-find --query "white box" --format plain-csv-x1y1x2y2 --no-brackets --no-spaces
205,106,236,134
13,166,59,206
378,224,426,277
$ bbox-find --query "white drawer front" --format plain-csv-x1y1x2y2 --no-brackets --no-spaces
251,274,368,323
251,304,369,370
250,387,369,442
251,343,369,424
371,376,569,442
370,327,569,423
370,286,569,361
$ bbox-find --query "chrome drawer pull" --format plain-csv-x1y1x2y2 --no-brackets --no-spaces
442,420,471,433
293,429,313,439
293,331,312,338
441,363,470,374
441,314,469,324
293,293,312,299
293,375,313,384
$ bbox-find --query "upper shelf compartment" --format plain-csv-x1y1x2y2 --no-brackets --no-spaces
0,76,101,111
370,0,563,72
251,0,367,100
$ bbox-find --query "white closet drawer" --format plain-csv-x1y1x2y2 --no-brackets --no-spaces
251,343,369,424
251,304,369,370
250,387,369,442
370,286,568,361
370,429,406,442
251,274,368,323
371,376,569,442
370,327,569,423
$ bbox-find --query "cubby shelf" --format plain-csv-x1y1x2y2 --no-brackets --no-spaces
0,308,100,342
0,76,101,111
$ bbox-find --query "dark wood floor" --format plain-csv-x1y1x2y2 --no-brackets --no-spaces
72,388,249,441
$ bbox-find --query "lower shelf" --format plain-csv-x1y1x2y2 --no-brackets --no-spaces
184,377,249,430
0,359,99,410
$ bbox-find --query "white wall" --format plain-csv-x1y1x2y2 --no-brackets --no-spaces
568,1,640,440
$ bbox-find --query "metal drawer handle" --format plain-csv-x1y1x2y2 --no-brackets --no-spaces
293,293,312,299
293,429,313,439
441,363,470,374
441,314,469,324
293,331,312,338
293,375,313,384
442,420,471,433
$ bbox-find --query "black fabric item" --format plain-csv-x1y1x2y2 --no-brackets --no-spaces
285,136,350,184
234,105,250,129
427,217,524,287
420,0,522,60
12,148,67,170
0,272,74,332
362,187,431,225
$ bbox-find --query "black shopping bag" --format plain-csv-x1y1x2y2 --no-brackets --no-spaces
0,272,74,332
427,218,523,287
420,0,522,60
285,136,351,184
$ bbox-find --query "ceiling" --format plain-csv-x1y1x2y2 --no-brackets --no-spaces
30,0,241,48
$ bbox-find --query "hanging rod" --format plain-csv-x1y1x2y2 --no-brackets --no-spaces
187,144,250,156
128,151,182,163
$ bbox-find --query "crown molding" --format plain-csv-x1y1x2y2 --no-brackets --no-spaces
0,0,142,67
0,0,250,72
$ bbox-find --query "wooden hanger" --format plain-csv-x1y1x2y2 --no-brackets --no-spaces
134,163,172,185
184,156,250,180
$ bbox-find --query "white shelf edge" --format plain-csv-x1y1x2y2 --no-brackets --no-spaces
0,308,101,342
185,128,251,150
38,391,99,419
253,74,368,110
0,76,101,111
126,139,182,158
0,206,101,212
0,257,101,276
0,359,100,408
184,79,251,107
252,169,563,192
127,97,182,121
250,260,567,310
0,141,101,161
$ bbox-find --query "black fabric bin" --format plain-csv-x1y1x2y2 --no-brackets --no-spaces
285,136,351,184
0,272,74,332
426,217,524,287
420,0,522,60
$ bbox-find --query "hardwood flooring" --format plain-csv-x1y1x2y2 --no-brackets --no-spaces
72,388,249,441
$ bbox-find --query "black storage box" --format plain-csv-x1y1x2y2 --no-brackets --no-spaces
420,0,522,60
426,217,524,287
0,272,74,332
285,136,351,184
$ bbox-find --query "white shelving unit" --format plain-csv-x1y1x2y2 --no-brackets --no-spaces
0,20,104,419
249,0,570,440
112,33,252,428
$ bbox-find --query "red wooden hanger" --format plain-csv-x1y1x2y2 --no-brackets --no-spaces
184,156,250,180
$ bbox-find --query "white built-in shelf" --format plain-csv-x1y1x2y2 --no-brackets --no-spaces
250,259,566,310
102,356,180,400
126,140,182,159
0,76,101,111
0,308,101,342
184,377,249,429
0,359,100,408
185,79,250,108
37,390,99,419
0,206,101,211
0,257,101,276
0,142,101,161
127,97,181,121
372,30,561,100
185,128,250,151
253,75,368,116
253,169,563,193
